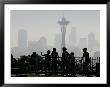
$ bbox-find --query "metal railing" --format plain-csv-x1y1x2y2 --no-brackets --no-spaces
11,56,100,76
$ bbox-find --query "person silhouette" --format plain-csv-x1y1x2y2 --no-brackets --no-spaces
31,52,40,74
69,52,75,76
82,48,90,76
41,50,51,75
31,52,37,73
51,48,59,75
11,54,13,64
61,47,69,76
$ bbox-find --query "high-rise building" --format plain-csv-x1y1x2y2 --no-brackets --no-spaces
88,32,97,52
39,36,47,49
28,36,47,55
69,27,77,46
54,33,61,48
78,38,87,50
18,29,27,48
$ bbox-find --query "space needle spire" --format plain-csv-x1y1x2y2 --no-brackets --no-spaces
58,16,70,48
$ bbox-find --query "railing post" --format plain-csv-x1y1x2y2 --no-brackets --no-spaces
90,57,91,70
96,62,100,77
92,57,93,70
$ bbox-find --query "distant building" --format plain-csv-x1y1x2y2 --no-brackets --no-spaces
11,47,21,58
28,41,38,54
94,51,100,58
54,33,62,49
28,36,47,55
78,38,87,50
54,33,62,54
38,36,47,49
88,32,99,52
69,27,77,46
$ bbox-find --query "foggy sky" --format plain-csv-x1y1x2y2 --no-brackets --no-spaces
11,10,100,48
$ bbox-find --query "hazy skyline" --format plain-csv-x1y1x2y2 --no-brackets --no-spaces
11,10,100,48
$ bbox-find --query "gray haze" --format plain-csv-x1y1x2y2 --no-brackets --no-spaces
11,10,100,58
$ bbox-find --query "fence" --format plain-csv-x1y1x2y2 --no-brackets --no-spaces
54,57,100,74
11,56,100,76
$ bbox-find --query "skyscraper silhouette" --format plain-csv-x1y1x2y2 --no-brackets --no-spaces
78,38,87,50
69,27,77,46
88,32,98,52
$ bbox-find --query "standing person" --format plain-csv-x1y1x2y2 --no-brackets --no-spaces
41,50,51,76
82,48,90,76
31,52,40,74
69,52,75,76
61,47,70,76
51,48,59,75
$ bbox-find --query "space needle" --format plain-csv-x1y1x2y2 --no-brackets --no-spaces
58,16,70,48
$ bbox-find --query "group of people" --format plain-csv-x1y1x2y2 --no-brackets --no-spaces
11,47,90,76
40,47,76,76
30,47,90,76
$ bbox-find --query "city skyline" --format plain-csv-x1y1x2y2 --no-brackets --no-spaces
11,28,99,58
11,10,100,48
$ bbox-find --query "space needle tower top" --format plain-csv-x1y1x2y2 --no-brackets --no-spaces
58,16,70,48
